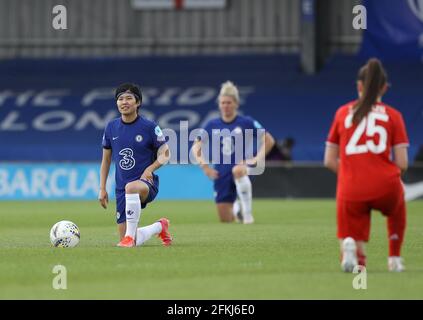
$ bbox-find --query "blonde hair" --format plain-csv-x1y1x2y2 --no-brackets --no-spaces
218,81,240,104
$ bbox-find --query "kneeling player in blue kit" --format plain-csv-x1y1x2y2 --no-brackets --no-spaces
192,81,275,224
98,83,172,247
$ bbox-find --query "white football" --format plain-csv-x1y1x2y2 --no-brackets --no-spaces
50,220,80,248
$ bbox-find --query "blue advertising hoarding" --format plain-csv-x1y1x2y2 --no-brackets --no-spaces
0,163,213,200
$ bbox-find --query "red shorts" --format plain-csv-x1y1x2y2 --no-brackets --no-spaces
337,183,405,242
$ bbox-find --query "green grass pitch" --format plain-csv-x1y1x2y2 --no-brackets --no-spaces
0,199,422,299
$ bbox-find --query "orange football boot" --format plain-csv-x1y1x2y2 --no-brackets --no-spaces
117,235,135,247
157,218,173,246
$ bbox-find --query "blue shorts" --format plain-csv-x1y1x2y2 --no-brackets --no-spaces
213,165,255,203
214,171,237,203
115,178,159,224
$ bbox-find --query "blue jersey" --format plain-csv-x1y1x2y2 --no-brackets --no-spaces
102,115,166,191
201,115,264,176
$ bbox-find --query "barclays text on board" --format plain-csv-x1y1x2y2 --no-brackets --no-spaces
0,164,213,200
0,164,116,199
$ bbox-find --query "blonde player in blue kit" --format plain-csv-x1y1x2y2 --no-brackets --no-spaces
193,81,275,224
98,83,172,248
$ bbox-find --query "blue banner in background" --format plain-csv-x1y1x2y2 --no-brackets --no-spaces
0,163,213,200
0,55,422,162
360,0,423,61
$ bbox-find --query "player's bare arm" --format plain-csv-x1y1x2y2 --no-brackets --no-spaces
99,148,112,209
141,144,171,183
192,139,219,180
324,144,339,174
394,145,408,174
245,131,275,166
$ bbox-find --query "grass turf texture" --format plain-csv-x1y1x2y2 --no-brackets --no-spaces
0,199,422,299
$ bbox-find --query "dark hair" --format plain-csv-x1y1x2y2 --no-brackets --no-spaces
353,58,388,124
115,83,142,104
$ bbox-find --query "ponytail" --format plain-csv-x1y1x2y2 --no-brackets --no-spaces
353,58,387,124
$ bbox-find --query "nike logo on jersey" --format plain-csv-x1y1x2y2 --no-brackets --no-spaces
113,136,119,140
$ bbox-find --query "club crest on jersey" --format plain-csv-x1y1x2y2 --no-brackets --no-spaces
135,135,143,142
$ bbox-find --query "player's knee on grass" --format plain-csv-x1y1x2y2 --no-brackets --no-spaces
232,165,247,179
217,204,234,223
219,216,233,223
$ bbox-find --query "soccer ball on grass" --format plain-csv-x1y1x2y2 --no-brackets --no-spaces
50,220,80,248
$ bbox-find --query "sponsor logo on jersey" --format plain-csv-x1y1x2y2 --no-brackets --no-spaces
118,148,136,170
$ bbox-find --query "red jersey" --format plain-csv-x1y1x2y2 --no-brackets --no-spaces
327,101,409,201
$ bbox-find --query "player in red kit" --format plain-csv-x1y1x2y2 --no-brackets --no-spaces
324,58,409,273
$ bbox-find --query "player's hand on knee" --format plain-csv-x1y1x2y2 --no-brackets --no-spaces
98,189,109,209
141,169,154,184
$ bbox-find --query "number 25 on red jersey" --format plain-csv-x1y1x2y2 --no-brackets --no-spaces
345,112,389,155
